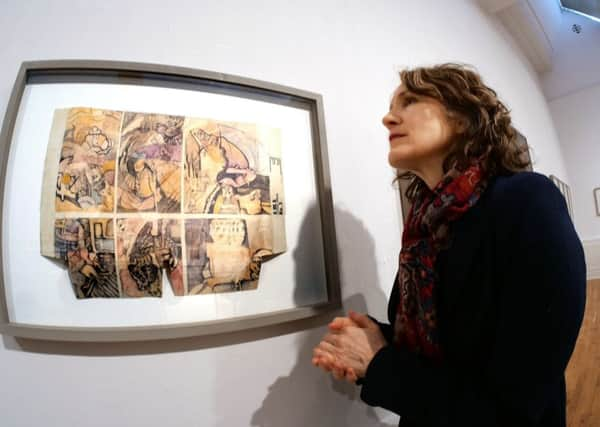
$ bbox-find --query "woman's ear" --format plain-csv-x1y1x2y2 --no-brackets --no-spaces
452,113,469,136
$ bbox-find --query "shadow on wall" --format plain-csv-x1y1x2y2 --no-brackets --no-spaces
0,204,399,426
249,204,397,427
0,208,374,355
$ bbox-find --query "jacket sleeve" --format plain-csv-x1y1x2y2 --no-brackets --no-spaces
368,272,399,344
359,173,587,426
370,318,394,344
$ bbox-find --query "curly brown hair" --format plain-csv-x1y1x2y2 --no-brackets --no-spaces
396,63,531,201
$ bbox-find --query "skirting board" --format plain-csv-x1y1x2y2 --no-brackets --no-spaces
583,239,600,280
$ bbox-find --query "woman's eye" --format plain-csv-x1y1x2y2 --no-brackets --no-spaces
403,97,417,106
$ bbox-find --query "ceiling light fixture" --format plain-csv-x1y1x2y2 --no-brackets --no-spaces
559,0,600,24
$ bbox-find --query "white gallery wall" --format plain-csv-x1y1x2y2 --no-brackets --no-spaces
0,1,570,426
549,84,600,279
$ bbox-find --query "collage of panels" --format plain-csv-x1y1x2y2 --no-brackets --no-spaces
52,108,284,298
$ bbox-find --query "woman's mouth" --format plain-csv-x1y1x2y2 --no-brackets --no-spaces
389,134,406,143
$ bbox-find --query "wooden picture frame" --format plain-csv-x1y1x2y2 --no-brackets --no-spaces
0,60,341,341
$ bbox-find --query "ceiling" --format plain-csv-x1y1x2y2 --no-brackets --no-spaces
479,0,600,100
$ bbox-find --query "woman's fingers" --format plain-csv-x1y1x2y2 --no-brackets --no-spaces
313,324,366,381
313,356,333,371
328,316,355,331
313,344,355,381
332,364,346,380
344,367,358,382
313,346,336,370
321,333,341,348
312,356,326,368
317,338,338,354
348,310,374,328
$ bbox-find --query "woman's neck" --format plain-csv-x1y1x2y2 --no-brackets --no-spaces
412,163,445,190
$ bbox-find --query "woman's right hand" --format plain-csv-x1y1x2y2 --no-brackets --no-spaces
312,316,359,382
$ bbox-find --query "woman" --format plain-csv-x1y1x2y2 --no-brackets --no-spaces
312,63,586,426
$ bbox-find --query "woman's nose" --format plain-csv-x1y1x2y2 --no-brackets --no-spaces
382,111,398,129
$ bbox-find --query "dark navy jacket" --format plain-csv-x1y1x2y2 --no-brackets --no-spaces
360,172,586,426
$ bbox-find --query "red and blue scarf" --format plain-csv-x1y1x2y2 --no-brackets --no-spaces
394,164,487,361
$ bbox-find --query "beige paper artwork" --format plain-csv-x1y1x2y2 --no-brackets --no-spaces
41,107,286,298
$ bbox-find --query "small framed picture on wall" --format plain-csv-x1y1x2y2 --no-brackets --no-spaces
594,187,600,217
549,175,574,219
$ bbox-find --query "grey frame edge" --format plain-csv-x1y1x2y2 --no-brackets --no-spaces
0,60,342,342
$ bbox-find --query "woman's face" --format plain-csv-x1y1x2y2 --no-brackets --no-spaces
382,84,459,172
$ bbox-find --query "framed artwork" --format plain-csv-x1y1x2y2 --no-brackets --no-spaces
549,175,574,219
396,129,533,224
594,187,600,217
515,130,534,172
0,60,340,341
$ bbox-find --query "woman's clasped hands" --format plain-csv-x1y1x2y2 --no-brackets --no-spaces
312,310,388,383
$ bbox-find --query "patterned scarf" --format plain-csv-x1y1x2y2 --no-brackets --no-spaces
394,163,487,361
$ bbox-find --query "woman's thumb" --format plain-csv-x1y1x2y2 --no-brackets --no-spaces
348,310,372,328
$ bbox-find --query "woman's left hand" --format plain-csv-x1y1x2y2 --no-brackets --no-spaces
312,311,387,382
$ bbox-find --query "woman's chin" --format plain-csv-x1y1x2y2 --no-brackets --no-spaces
388,154,410,170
